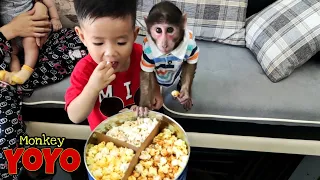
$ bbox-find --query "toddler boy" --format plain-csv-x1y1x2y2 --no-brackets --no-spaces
65,0,146,130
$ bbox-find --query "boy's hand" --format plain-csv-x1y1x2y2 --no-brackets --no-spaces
88,61,116,94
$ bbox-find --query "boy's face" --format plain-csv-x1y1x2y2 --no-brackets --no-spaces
75,16,139,72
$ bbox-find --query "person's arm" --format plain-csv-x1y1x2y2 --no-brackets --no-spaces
0,9,50,41
66,84,100,123
0,24,16,41
65,63,99,124
42,0,60,20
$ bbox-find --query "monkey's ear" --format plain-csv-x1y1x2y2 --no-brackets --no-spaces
144,16,147,22
182,13,188,28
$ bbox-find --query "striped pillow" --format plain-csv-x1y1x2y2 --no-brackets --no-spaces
245,0,320,82
137,0,248,46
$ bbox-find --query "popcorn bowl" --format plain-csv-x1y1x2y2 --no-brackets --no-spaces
84,110,190,180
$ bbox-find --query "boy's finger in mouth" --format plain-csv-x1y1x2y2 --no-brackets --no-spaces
108,61,119,68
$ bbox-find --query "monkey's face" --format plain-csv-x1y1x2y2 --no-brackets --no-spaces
150,23,182,54
75,16,139,72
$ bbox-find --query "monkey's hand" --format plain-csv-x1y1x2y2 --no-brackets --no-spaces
131,105,150,117
138,96,152,117
177,87,193,111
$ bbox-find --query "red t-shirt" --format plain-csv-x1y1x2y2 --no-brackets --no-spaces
65,43,142,130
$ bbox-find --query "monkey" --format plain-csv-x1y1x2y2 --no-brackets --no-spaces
139,1,199,112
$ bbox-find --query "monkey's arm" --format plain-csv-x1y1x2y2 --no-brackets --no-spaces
181,44,199,92
177,41,199,110
181,63,197,92
140,38,156,109
139,71,153,108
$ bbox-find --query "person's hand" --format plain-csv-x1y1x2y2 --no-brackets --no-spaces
87,61,116,94
5,8,51,40
177,88,193,111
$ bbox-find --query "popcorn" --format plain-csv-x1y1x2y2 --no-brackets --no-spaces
106,117,158,147
128,128,189,180
135,163,144,174
159,157,167,166
171,90,180,98
149,167,158,176
86,141,135,180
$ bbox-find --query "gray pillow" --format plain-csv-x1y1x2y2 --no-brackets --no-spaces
137,0,248,46
245,0,320,82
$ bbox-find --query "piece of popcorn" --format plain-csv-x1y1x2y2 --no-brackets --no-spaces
180,155,188,163
159,164,169,174
159,157,167,166
164,139,174,145
154,155,161,162
141,160,153,169
172,146,184,158
106,141,115,149
171,90,180,98
141,169,149,177
148,166,158,176
172,166,179,174
160,149,168,156
120,163,129,172
158,172,165,179
166,147,173,155
135,163,144,174
171,159,180,166
92,168,103,178
103,166,113,175
168,172,175,179
128,176,136,180
110,172,121,179
139,151,151,160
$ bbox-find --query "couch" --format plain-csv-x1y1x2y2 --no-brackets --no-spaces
23,0,320,156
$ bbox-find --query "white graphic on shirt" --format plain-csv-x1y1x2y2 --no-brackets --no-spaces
124,81,132,100
99,85,112,102
98,81,133,102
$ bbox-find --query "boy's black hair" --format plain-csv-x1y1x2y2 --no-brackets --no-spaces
74,0,137,27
